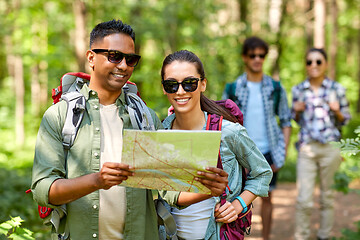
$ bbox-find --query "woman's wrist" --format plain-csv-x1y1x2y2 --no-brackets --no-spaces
231,199,243,215
235,196,248,213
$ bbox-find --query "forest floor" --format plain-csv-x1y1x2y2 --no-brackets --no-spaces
247,182,360,240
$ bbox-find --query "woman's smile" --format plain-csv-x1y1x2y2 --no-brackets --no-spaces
174,97,191,104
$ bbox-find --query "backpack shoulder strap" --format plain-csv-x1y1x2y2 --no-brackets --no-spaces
155,198,178,240
206,113,223,132
60,91,86,150
206,114,229,205
122,83,155,130
206,114,224,168
272,80,281,115
207,113,247,191
225,82,237,102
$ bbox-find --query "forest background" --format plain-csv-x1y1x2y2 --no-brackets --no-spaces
0,0,359,239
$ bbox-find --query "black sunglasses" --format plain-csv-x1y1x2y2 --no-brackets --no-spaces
91,49,141,67
162,77,200,94
306,59,322,66
248,53,266,59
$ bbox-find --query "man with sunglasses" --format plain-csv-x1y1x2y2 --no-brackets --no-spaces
292,48,351,240
222,36,292,240
31,20,163,240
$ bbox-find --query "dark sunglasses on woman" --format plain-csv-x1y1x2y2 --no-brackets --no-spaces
162,77,200,94
306,59,322,66
91,49,141,67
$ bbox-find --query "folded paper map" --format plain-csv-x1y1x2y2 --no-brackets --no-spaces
120,129,221,194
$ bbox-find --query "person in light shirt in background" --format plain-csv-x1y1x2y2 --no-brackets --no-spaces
292,48,351,240
222,36,292,240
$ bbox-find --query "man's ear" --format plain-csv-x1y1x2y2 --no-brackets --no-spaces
86,50,95,70
241,54,246,62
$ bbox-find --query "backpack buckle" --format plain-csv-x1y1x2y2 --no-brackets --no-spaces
73,103,85,114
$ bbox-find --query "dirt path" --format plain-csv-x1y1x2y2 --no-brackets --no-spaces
246,182,360,240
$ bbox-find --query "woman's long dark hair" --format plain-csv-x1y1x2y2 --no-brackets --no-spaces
161,50,239,124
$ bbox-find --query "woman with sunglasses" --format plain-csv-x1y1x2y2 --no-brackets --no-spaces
292,48,351,240
159,50,272,240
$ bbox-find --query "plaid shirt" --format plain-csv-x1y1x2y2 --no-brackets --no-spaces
222,73,292,169
291,78,351,148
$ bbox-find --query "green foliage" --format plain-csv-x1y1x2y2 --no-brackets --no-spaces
332,126,360,194
334,127,360,157
0,216,34,240
334,221,360,240
0,168,50,239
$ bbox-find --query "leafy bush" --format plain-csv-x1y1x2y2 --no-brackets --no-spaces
334,221,360,240
332,126,360,239
0,216,34,240
336,126,360,156
0,168,50,239
332,126,360,194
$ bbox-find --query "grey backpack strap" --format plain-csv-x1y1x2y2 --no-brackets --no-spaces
123,84,155,131
43,204,69,240
61,91,86,150
156,199,178,240
50,91,85,240
61,75,89,93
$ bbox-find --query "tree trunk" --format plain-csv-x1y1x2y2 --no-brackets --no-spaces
357,25,360,113
305,0,313,49
129,1,144,91
238,0,250,36
270,0,286,79
39,13,49,107
39,61,48,107
73,0,87,73
31,64,41,116
269,0,282,34
14,56,25,146
328,0,338,80
314,0,326,48
251,0,264,34
238,0,249,73
31,22,41,116
5,33,25,146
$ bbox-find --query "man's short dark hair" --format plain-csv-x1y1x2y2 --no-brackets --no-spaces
89,19,135,48
242,36,269,56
